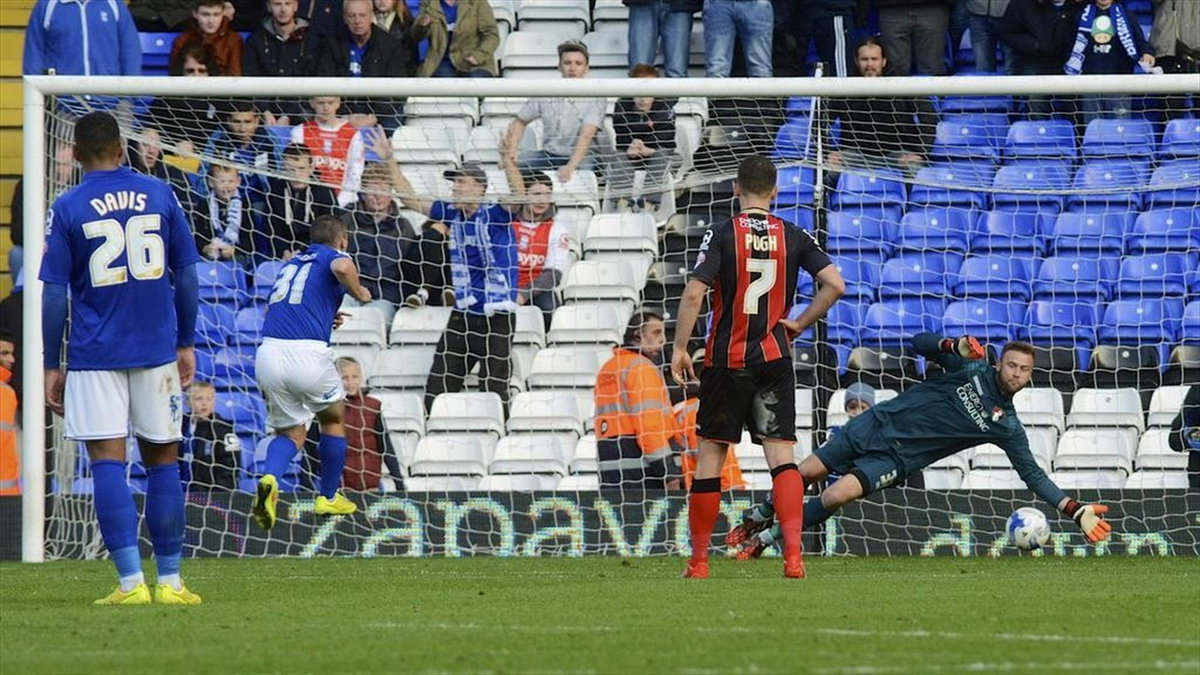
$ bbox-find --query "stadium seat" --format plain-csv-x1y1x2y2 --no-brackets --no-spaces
1004,119,1076,161
488,435,573,476
477,474,562,491
922,468,964,490
583,213,657,261
527,346,611,389
389,307,452,346
218,391,267,435
251,260,285,301
556,474,601,490
390,126,463,167
970,443,1050,472
877,252,963,299
1115,253,1195,297
1159,117,1200,158
775,166,816,206
826,299,868,345
961,469,1025,489
561,260,643,305
970,210,1044,254
592,0,630,27
1149,385,1191,427
195,347,216,381
1081,118,1156,159
330,306,387,347
831,169,907,211
570,435,598,474
1013,388,1066,431
403,96,480,123
369,346,436,391
1065,388,1145,431
515,0,590,36
197,303,236,346
1124,470,1188,489
1047,212,1130,255
1031,255,1117,301
1184,301,1200,343
1049,469,1127,489
426,393,506,437
830,256,883,301
826,387,898,427
953,254,1034,300
139,32,176,75
210,347,256,390
826,210,899,256
1097,298,1184,344
1128,208,1199,254
409,434,497,477
772,118,816,160
1135,428,1188,470
405,476,483,491
1067,160,1148,212
512,306,547,349
938,94,1011,114
859,298,945,347
1144,159,1200,209
196,261,246,304
734,432,770,472
1054,427,1136,473
547,302,628,346
373,391,425,437
941,299,1024,344
930,115,1005,162
991,163,1070,213
500,31,568,74
507,391,588,437
896,208,973,252
230,306,265,346
910,163,994,209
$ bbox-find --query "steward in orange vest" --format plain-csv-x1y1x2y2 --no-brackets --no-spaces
0,335,19,495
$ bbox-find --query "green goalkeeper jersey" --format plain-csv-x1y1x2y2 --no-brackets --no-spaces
866,333,1067,506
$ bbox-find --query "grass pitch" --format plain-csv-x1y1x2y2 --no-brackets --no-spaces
1,557,1197,674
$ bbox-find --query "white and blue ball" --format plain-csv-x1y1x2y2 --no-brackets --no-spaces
1007,507,1051,551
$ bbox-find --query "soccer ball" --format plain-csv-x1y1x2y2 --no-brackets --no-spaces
1007,507,1051,551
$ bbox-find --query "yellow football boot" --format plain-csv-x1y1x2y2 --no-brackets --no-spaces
252,474,279,530
155,584,203,605
94,583,151,606
314,492,357,516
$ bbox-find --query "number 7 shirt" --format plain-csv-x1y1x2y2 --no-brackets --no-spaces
689,208,831,370
40,166,200,371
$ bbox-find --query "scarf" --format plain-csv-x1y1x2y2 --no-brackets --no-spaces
1065,3,1140,75
207,193,242,247
448,207,516,316
284,184,314,227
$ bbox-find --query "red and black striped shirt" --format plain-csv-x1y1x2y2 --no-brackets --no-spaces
689,209,832,370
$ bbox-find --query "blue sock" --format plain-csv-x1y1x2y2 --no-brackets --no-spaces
263,435,297,479
318,434,348,499
92,460,143,583
804,497,836,529
145,463,185,582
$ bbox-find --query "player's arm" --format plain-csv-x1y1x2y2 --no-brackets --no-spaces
41,283,69,415
911,332,985,372
331,256,372,303
783,264,845,340
1002,429,1112,543
173,263,199,387
671,227,723,384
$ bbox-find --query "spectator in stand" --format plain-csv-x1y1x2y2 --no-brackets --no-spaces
412,0,501,77
0,277,22,405
503,167,572,324
192,163,249,261
23,0,142,77
316,0,412,129
171,0,245,77
335,357,406,492
624,0,701,79
825,37,937,178
373,0,421,73
300,0,344,38
264,144,340,259
608,64,677,219
182,381,240,492
127,127,195,208
1150,0,1200,63
1002,0,1086,117
244,0,319,84
201,101,276,201
875,0,954,75
1167,385,1200,489
131,0,196,31
341,159,421,324
704,0,774,77
775,0,862,77
0,332,17,496
968,0,1013,72
502,41,607,183
1065,0,1156,121
146,43,227,157
388,160,519,414
290,96,367,207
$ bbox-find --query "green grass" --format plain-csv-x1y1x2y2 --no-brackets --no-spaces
1,557,1198,674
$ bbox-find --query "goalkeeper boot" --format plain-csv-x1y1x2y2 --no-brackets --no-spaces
155,584,203,605
735,536,770,561
314,492,357,516
252,474,279,530
724,517,771,548
681,559,709,579
94,583,151,606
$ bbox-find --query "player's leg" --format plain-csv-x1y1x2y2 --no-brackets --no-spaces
751,361,805,577
311,400,356,515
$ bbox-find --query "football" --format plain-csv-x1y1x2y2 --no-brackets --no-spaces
1007,507,1051,551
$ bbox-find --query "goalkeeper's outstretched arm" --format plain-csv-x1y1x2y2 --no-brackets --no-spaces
1003,423,1113,543
911,332,986,371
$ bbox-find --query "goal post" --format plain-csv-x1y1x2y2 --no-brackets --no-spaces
19,73,1200,562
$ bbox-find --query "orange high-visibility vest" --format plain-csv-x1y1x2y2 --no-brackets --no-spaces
0,367,18,495
594,348,679,472
674,397,746,491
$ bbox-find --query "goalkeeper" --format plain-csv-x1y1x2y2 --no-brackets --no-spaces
745,333,1113,548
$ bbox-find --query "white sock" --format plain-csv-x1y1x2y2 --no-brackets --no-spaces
119,572,145,592
759,529,776,546
157,573,182,591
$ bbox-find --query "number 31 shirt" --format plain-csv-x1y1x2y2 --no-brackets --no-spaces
40,166,200,371
689,208,831,370
261,243,349,344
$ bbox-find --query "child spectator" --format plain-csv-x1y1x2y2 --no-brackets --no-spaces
171,0,245,76
412,0,501,77
336,357,405,492
1065,0,1155,120
342,159,421,323
264,144,340,259
192,163,249,260
290,96,366,207
503,168,572,321
608,63,677,218
183,381,240,491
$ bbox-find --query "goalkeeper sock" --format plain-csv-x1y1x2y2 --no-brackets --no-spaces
804,496,837,529
688,477,721,562
760,523,781,546
145,463,185,590
92,460,144,590
263,435,297,480
318,434,348,499
748,497,775,523
770,463,805,563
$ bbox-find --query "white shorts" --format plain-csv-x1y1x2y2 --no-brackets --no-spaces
255,338,345,431
65,363,184,443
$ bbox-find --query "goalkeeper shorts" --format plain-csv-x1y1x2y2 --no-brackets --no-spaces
813,410,904,495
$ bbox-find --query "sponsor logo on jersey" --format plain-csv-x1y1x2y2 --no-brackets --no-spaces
992,406,1005,422
955,381,990,432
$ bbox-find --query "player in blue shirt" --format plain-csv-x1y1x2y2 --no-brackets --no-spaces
40,111,202,605
252,214,373,530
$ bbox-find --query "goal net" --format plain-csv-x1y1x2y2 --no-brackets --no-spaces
19,74,1200,561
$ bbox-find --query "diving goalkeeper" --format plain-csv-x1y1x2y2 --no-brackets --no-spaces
770,333,1113,545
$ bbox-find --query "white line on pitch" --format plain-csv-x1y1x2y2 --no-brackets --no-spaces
816,628,1200,648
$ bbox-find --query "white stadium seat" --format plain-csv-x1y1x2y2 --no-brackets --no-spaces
826,388,898,427
1049,470,1126,490
480,97,528,121
570,435,598,474
961,469,1025,490
795,388,814,430
1013,388,1065,431
507,391,588,437
1135,428,1188,470
922,469,964,490
1055,427,1138,468
390,125,463,167
928,452,970,476
561,260,643,305
390,306,452,346
404,96,479,123
1148,386,1190,427
1124,471,1188,489
735,432,810,472
478,474,562,491
373,391,425,436
515,0,590,38
405,476,483,491
547,302,629,346
1065,388,1145,431
512,306,548,349
501,31,565,74
1025,426,1059,466
969,443,1054,472
583,212,658,261
409,434,497,477
426,393,506,437
547,169,602,213
580,30,630,76
329,306,387,347
369,346,436,391
489,435,573,476
556,474,600,491
742,472,773,490
592,0,630,26
527,346,611,389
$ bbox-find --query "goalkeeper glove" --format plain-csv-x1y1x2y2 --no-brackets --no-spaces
1063,500,1112,543
939,335,986,360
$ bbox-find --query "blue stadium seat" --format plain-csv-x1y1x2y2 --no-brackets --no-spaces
1115,253,1196,297
942,299,1025,344
826,210,899,256
1020,299,1098,345
970,210,1045,254
1183,301,1200,345
773,206,814,231
786,97,816,118
211,347,257,390
1031,255,1118,301
1128,208,1200,254
860,299,945,347
139,32,177,76
878,252,964,299
1097,298,1184,345
1067,160,1148,212
252,260,285,301
1047,212,1130,255
938,95,1012,114
775,166,816,206
1081,118,1156,159
897,207,973,252
930,115,1006,162
953,254,1035,301
197,261,246,305
197,303,236,346
831,255,884,300
1005,119,1076,161
831,169,907,211
195,347,217,381
1159,117,1200,158
772,118,815,160
218,392,268,436
827,299,867,345
910,163,995,209
233,306,266,345
1144,159,1200,209
992,163,1070,212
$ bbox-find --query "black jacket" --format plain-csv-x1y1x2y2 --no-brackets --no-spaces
344,206,419,305
263,178,340,259
315,26,409,78
872,0,955,7
614,98,677,151
1001,0,1086,72
826,94,937,158
184,414,239,491
1169,386,1200,453
244,17,319,77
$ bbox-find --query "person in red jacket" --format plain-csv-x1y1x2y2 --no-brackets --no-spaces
336,357,405,492
171,0,245,76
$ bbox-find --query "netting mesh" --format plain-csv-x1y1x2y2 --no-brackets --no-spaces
34,86,1200,559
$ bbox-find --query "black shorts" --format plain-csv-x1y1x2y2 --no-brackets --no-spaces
696,359,796,445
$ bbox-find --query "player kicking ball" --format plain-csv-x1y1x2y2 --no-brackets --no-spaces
252,215,373,530
42,112,202,605
671,155,846,579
